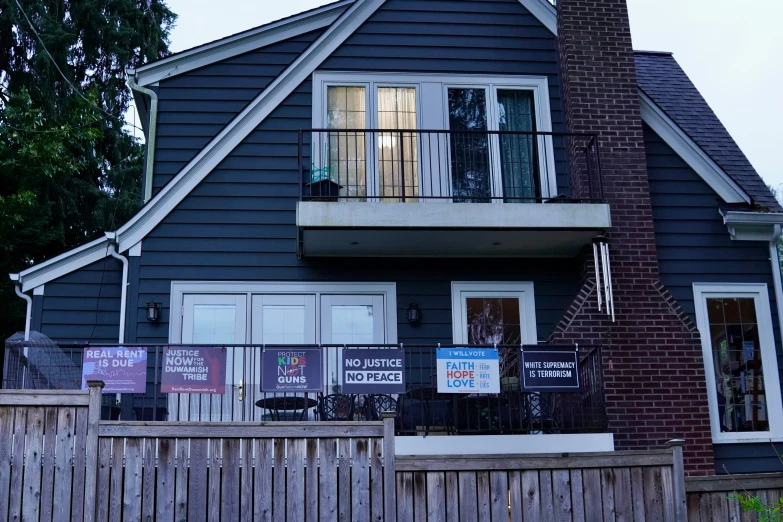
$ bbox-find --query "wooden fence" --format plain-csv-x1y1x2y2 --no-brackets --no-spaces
686,473,783,522
6,380,779,522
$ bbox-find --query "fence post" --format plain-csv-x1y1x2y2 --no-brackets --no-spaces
83,380,104,522
382,412,397,522
665,439,687,522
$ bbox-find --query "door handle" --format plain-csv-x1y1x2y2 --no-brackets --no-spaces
238,379,244,401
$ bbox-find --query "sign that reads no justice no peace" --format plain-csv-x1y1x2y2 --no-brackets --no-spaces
436,348,500,394
341,349,406,394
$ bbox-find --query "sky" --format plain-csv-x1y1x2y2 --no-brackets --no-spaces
160,0,783,191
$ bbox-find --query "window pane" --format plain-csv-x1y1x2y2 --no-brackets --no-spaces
448,88,491,203
706,297,768,433
465,297,522,345
327,86,367,200
497,89,539,202
261,305,306,345
192,305,236,345
378,87,419,202
331,305,375,345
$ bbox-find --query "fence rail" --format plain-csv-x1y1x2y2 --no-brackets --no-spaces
3,342,608,437
299,129,603,203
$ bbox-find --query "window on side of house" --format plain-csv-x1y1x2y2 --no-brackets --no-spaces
693,283,783,442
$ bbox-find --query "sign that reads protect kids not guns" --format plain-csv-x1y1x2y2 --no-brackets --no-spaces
436,348,500,394
262,348,323,393
81,347,147,393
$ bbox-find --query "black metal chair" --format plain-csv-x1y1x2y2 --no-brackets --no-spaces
363,394,398,421
318,394,356,421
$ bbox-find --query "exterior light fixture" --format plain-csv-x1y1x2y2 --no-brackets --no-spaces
407,303,420,324
146,302,161,322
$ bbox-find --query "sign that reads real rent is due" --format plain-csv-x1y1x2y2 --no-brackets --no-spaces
81,347,147,393
341,349,405,394
436,348,500,394
521,346,580,392
161,347,227,394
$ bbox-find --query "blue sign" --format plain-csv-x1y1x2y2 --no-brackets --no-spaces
436,348,500,394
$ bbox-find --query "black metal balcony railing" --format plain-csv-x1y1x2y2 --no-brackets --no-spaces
3,343,607,436
298,129,603,204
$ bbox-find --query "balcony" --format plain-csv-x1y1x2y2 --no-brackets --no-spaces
296,129,611,257
3,342,608,441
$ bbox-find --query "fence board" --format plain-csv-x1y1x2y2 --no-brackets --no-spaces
490,471,508,522
241,439,253,522
8,407,26,522
273,439,285,522
96,437,112,522
614,467,632,522
72,407,89,522
142,438,155,522
319,439,338,522
22,407,44,522
287,438,305,522
99,422,382,438
338,438,351,522
414,471,427,522
221,438,241,522
109,437,124,522
370,438,383,522
443,472,457,522
0,407,13,521
123,438,143,522
254,439,273,522
156,439,175,522
458,471,478,522
352,438,371,522
53,408,76,522
307,439,319,522
661,466,675,522
570,469,586,522
426,472,446,522
40,407,58,522
522,469,541,522
643,466,664,522
686,492,701,522
552,469,572,522
188,438,208,522
397,472,414,522
207,438,220,522
541,470,555,521
630,467,646,522
508,471,523,522
600,468,615,522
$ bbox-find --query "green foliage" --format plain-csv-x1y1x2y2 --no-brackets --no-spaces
729,493,783,522
0,0,176,342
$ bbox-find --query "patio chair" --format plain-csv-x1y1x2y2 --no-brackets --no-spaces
363,394,398,421
318,394,356,421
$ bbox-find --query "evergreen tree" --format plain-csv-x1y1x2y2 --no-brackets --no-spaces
0,0,176,342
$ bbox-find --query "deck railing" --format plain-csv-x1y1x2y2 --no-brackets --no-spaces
3,342,607,436
298,129,603,203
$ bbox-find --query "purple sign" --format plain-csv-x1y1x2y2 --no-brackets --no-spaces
81,347,147,393
262,348,322,392
341,349,405,394
161,347,227,394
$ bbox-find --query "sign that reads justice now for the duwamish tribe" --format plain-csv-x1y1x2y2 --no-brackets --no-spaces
341,349,406,394
160,347,227,394
81,347,147,393
436,348,500,394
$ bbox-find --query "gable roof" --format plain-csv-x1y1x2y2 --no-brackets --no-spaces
634,51,781,211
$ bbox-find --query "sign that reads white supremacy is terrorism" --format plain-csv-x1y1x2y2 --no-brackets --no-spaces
341,349,406,394
521,346,580,392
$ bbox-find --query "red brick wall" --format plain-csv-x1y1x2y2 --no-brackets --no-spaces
555,0,714,475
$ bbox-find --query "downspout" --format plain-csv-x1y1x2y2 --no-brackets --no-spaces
106,235,129,344
769,224,783,345
11,279,32,342
127,72,158,204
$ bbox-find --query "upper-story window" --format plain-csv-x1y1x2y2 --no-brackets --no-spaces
312,73,556,203
693,283,783,442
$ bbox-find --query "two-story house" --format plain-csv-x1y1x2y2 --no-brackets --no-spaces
7,0,783,477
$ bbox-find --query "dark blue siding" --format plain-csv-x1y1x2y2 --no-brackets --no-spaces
645,124,783,474
36,258,122,344
152,30,325,194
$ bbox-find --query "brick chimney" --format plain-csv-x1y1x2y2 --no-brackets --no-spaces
554,0,713,475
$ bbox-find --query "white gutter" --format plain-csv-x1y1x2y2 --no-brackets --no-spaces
106,234,129,344
127,73,158,203
769,225,783,349
11,276,32,342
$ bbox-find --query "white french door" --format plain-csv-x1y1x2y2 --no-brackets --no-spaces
320,295,386,393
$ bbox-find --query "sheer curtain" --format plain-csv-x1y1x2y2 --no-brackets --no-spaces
326,86,367,200
497,90,538,202
377,87,418,202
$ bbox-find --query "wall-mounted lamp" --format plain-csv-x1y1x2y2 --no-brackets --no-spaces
146,302,161,322
407,303,420,324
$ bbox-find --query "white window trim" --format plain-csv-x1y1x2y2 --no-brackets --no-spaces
169,281,398,345
312,72,558,199
692,282,783,443
451,282,538,345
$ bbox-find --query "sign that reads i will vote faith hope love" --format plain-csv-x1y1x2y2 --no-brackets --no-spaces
436,348,500,394
521,346,580,392
341,349,405,394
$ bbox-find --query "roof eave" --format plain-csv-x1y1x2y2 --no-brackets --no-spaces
13,236,112,292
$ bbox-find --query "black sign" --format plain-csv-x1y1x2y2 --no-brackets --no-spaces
341,349,406,394
521,346,580,392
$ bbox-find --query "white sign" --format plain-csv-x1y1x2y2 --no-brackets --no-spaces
436,348,500,394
